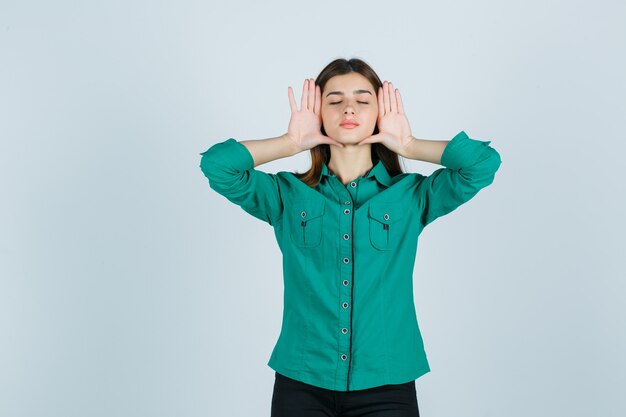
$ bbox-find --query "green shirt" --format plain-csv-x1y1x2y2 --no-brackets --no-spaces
199,130,502,391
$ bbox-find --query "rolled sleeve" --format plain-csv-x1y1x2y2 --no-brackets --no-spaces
199,138,284,227
415,130,502,227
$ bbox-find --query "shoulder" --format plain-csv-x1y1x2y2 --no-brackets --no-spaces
388,172,427,187
276,170,307,182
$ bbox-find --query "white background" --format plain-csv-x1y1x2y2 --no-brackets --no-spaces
1,1,625,416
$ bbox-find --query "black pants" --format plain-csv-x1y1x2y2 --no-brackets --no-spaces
271,372,420,417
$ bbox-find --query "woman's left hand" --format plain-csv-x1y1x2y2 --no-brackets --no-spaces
357,81,414,156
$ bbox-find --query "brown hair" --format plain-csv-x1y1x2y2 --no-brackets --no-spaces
295,57,404,188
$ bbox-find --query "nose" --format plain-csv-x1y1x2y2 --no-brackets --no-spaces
344,107,355,115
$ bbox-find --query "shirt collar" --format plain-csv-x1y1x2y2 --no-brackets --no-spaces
319,159,393,187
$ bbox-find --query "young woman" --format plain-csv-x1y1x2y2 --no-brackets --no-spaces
199,58,502,417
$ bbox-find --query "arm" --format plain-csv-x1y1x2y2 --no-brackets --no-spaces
199,78,344,225
402,136,450,165
199,135,294,226
410,130,502,227
240,133,301,167
354,82,501,225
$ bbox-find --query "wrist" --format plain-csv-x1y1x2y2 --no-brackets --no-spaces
399,136,418,159
280,133,301,157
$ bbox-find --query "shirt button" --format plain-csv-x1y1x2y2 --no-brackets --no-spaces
342,280,349,286
344,208,351,215
343,258,350,264
350,181,357,187
341,327,348,334
383,213,389,220
343,233,350,240
341,354,348,361
301,211,307,218
342,302,349,308
344,201,351,205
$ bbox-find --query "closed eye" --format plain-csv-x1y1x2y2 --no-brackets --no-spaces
330,101,369,105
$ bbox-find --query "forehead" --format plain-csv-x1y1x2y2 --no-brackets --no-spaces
324,72,375,94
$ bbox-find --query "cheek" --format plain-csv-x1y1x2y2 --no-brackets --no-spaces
367,108,379,124
321,108,335,123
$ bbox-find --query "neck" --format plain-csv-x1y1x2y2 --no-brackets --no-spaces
327,143,374,185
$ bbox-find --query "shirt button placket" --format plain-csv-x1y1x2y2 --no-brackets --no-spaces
339,188,355,390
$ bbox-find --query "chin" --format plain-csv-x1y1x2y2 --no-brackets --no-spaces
330,132,367,144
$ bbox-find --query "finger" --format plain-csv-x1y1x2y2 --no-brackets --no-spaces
386,81,394,113
300,79,308,111
389,82,397,113
358,134,379,146
319,136,345,148
308,78,315,111
288,86,297,113
382,81,390,115
377,86,384,118
314,84,321,115
305,78,310,110
396,89,404,114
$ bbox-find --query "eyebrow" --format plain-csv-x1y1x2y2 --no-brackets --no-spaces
325,89,373,98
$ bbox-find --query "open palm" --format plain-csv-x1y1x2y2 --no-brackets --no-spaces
286,78,344,151
357,81,413,154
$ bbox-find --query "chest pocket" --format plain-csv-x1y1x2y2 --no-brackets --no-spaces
289,198,325,248
368,201,405,250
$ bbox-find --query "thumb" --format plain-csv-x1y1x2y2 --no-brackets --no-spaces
357,134,379,146
318,135,345,148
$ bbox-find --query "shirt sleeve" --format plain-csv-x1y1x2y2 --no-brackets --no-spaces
414,130,502,228
199,138,284,227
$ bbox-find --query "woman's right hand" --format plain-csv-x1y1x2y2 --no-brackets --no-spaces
285,78,345,152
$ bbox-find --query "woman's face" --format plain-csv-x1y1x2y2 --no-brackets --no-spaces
321,72,379,144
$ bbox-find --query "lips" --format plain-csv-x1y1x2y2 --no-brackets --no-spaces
340,121,359,128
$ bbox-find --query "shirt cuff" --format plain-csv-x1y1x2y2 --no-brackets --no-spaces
199,138,255,171
440,130,493,170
